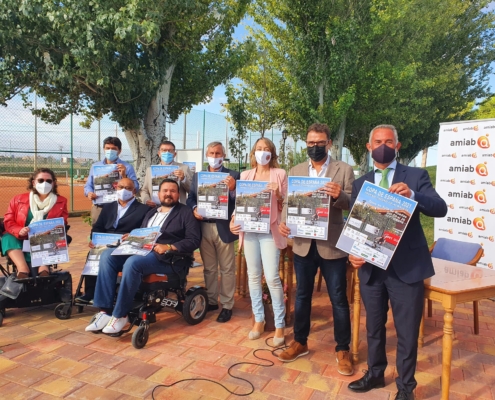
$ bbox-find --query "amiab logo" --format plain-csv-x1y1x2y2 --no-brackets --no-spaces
474,190,487,203
440,178,455,184
473,217,486,231
448,204,454,209
476,162,489,176
468,232,473,238
478,135,490,149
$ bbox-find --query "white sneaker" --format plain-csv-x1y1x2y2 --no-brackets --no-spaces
102,316,129,334
85,312,111,332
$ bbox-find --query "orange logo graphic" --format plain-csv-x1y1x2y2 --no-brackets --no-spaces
448,229,453,234
472,153,478,158
488,263,493,269
474,190,487,203
489,236,495,242
476,163,488,176
473,217,486,231
474,125,479,131
452,153,457,158
453,127,458,132
491,209,495,214
471,179,476,185
450,178,455,184
449,204,455,209
468,232,473,238
469,206,475,211
478,135,490,149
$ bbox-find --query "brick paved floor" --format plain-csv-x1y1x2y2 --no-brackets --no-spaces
0,217,495,399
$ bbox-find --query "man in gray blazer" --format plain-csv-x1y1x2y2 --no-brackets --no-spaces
278,123,355,376
140,140,193,205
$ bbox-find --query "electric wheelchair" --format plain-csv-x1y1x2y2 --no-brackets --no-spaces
88,250,208,349
0,227,73,326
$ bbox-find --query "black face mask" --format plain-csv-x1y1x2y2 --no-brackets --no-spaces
371,144,396,164
307,145,328,162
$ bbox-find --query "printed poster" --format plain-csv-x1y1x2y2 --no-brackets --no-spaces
235,180,271,233
183,161,197,173
150,165,179,204
197,172,229,220
111,226,162,256
435,119,495,270
336,181,417,269
93,164,119,204
286,177,331,240
28,217,69,267
82,233,123,276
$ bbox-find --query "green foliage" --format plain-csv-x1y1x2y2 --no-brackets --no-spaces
82,214,92,227
0,0,251,128
472,96,495,120
225,84,250,171
420,166,438,246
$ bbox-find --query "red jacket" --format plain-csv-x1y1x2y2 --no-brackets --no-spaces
4,192,69,239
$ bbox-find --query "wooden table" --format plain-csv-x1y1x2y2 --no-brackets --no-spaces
419,258,495,399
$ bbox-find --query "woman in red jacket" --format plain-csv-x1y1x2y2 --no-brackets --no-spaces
3,168,68,278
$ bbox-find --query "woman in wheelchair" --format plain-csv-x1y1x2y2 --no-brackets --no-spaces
2,168,68,278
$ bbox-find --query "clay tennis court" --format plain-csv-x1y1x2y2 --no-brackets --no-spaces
0,176,90,214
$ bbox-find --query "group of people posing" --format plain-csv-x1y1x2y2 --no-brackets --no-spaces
2,123,446,400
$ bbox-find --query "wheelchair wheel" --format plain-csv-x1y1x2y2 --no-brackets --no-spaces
131,324,149,349
182,288,207,325
54,303,72,320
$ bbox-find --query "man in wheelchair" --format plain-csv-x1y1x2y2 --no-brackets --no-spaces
85,178,201,334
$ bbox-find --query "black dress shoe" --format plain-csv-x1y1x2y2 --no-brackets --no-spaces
208,304,219,312
348,370,385,393
216,308,232,323
395,390,414,400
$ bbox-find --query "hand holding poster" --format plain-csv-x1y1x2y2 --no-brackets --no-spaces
82,233,123,275
111,226,162,256
286,177,331,240
28,217,69,267
196,172,229,220
336,182,417,269
150,165,179,205
235,180,271,233
93,165,119,204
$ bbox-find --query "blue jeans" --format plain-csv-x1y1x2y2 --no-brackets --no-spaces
293,240,350,351
93,248,174,318
244,232,285,328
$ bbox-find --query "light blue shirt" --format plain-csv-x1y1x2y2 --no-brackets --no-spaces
113,197,135,229
373,160,415,200
84,157,140,201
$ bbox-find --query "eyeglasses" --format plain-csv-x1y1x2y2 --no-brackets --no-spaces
36,178,53,184
117,185,133,190
306,140,329,147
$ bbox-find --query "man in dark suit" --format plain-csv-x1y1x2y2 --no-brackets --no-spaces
187,141,240,323
347,125,447,400
85,178,201,334
76,178,151,304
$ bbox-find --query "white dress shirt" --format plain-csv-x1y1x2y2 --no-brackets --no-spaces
308,155,331,177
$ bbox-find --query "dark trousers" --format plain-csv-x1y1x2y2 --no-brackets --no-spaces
360,266,424,393
293,240,350,351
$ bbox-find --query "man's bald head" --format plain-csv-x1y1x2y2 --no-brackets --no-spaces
117,178,135,192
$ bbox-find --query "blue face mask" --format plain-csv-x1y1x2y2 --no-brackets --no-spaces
161,152,174,164
105,149,118,162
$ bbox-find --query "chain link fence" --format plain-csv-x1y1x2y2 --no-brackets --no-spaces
0,93,301,214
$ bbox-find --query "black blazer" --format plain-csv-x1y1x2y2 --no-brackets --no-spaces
91,200,151,237
186,166,240,244
351,163,447,285
141,202,201,261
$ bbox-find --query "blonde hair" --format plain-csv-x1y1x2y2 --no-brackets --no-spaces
249,138,280,169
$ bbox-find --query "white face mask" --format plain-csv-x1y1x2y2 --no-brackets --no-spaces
35,182,52,195
117,188,134,202
207,157,223,169
255,151,271,166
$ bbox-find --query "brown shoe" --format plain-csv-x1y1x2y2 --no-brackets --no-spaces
336,350,354,376
278,341,309,362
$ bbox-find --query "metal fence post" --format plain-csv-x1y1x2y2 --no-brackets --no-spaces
34,92,38,170
70,114,74,212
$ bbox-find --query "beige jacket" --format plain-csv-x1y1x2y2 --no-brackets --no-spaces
282,158,355,259
140,161,193,205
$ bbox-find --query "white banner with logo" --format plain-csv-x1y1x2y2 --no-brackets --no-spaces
435,119,495,269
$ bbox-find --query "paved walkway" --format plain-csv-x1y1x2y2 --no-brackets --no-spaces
0,217,495,399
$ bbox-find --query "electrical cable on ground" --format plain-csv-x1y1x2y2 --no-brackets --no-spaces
151,336,289,399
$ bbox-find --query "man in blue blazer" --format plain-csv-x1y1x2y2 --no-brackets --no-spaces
347,125,447,400
187,141,240,323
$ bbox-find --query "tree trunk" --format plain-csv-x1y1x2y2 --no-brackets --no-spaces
421,147,428,168
398,157,412,167
318,82,324,107
331,117,346,161
358,151,369,177
124,64,175,181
